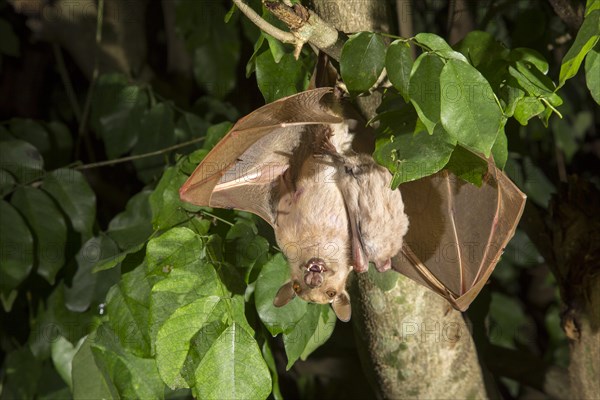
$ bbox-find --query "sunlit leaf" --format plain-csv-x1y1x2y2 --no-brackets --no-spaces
193,323,272,400
585,43,600,104
559,10,600,86
254,253,307,335
440,59,503,156
386,40,413,102
409,53,444,134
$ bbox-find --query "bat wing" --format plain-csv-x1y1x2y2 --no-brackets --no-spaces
392,162,526,311
179,88,342,227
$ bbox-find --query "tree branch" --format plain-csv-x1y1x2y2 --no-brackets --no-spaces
547,0,584,33
232,0,296,44
75,136,205,170
234,0,344,60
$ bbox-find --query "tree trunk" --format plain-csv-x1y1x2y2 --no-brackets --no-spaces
308,1,489,398
523,178,600,399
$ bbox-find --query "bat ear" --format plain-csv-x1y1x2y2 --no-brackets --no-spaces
331,291,351,322
273,281,296,307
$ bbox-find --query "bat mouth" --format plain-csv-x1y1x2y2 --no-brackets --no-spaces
305,258,326,273
303,258,326,288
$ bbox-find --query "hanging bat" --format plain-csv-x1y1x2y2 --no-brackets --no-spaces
179,88,526,321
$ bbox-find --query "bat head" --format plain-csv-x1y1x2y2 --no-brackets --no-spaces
273,256,352,322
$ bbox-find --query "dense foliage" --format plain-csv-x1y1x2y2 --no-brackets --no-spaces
0,0,598,398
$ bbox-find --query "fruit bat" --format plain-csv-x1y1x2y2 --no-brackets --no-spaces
179,88,526,321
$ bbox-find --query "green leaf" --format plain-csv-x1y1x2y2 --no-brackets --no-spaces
11,187,67,284
512,61,561,107
509,48,549,74
65,235,120,312
299,306,336,360
225,220,270,281
409,53,444,134
587,0,600,15
443,145,489,186
174,111,209,142
204,121,233,150
559,10,600,87
106,264,152,357
91,324,166,399
0,140,44,182
492,128,508,170
92,242,145,273
261,340,283,400
146,227,202,275
498,82,525,117
1,347,42,399
131,103,176,183
385,40,413,102
9,120,73,169
72,334,118,399
0,169,16,196
150,165,193,231
193,4,240,98
340,32,386,94
256,50,310,103
454,31,508,68
193,323,272,400
0,18,20,57
42,169,96,238
107,190,153,250
414,32,468,62
246,33,266,77
440,59,503,156
0,200,34,293
513,97,545,125
374,123,456,187
585,43,600,104
91,74,149,158
254,253,307,335
147,228,222,355
156,296,221,389
51,336,85,390
28,283,94,359
9,119,51,156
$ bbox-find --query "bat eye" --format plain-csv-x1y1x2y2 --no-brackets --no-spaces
293,282,302,294
326,289,336,298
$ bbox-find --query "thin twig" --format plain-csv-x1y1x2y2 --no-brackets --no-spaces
52,44,82,122
232,0,296,43
75,136,205,170
76,0,105,161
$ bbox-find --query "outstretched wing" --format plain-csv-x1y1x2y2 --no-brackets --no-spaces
179,88,342,227
393,162,526,311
